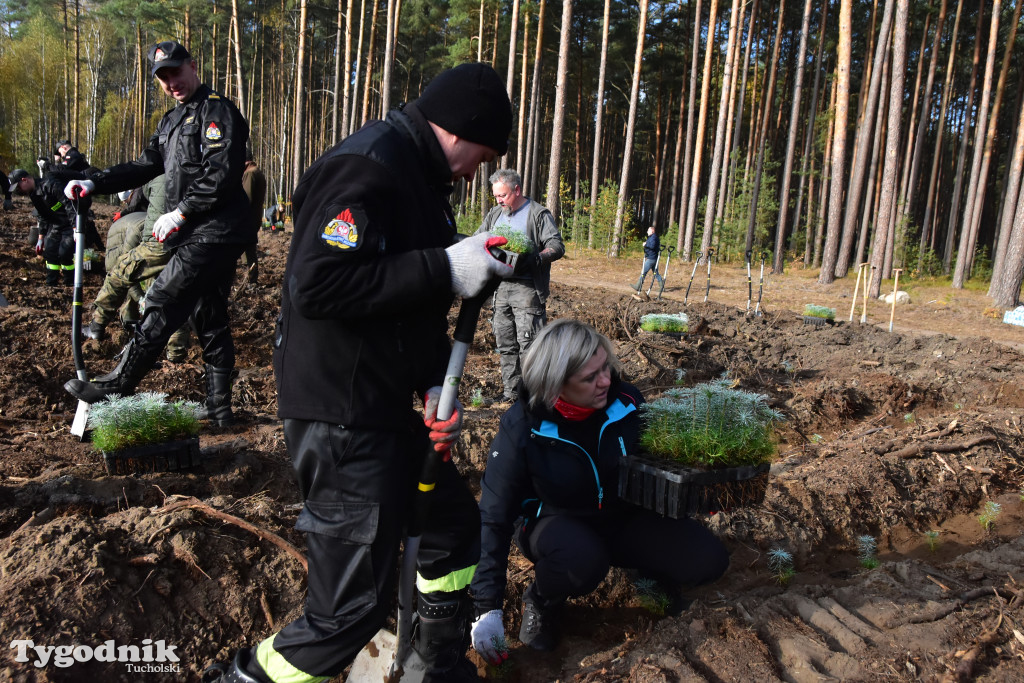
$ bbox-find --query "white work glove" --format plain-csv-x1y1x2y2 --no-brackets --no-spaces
471,609,508,665
36,159,46,174
63,179,95,199
423,386,463,458
153,210,186,242
444,232,514,298
35,234,43,256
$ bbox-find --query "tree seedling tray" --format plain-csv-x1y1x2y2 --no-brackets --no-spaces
102,437,202,475
801,315,833,327
618,453,770,518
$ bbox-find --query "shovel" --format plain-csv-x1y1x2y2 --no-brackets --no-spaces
645,246,663,297
349,248,519,682
703,247,715,302
683,250,702,304
69,190,90,440
655,246,674,300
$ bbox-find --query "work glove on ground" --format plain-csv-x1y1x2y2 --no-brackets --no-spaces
444,232,513,298
34,235,43,256
423,386,463,458
471,609,508,665
63,179,95,199
153,210,186,242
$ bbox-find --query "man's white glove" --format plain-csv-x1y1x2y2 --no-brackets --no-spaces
471,609,508,665
153,210,186,242
423,386,463,458
36,159,46,174
63,179,95,199
444,232,514,298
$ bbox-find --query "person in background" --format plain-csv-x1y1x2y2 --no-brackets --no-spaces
206,62,515,683
469,319,729,664
240,151,266,284
8,168,86,286
1,167,13,210
631,226,663,292
263,202,286,232
475,168,564,403
62,40,252,428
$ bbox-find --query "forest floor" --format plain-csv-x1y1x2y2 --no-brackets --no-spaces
0,199,1023,683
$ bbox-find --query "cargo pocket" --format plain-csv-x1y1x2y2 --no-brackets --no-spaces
113,251,148,282
296,500,379,545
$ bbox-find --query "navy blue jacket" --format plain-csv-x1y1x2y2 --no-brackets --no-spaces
471,379,644,611
644,233,660,260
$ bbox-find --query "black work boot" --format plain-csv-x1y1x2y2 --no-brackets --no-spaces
197,365,235,426
396,589,479,683
518,584,562,652
64,337,150,403
202,648,272,683
83,321,107,341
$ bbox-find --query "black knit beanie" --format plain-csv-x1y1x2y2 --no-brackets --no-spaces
414,63,512,156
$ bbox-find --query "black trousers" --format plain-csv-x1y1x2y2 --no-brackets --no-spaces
266,419,480,678
136,241,243,368
43,227,74,283
517,507,729,602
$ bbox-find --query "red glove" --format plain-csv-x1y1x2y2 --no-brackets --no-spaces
112,211,122,222
35,235,43,256
423,386,464,459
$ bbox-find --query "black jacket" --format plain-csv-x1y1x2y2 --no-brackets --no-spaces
90,84,253,248
644,233,661,260
30,172,88,235
471,380,644,611
273,103,457,428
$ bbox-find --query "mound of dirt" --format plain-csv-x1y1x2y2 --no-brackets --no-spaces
1,200,1022,682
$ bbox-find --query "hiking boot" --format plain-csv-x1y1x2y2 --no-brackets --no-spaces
83,321,107,341
397,589,479,682
64,336,151,404
518,588,561,652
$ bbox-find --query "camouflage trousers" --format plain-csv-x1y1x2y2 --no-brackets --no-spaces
492,281,546,400
92,240,190,360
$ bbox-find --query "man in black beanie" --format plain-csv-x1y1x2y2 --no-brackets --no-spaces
206,62,514,683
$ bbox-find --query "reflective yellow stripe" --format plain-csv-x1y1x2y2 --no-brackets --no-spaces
45,263,61,270
418,482,435,492
416,564,476,594
254,635,329,683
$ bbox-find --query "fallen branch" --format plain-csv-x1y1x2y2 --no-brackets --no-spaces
893,435,996,459
157,496,307,572
908,586,1006,624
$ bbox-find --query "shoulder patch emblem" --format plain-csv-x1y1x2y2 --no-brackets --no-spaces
205,122,222,141
321,208,360,250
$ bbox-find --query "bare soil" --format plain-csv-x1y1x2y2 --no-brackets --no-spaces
1,199,1022,683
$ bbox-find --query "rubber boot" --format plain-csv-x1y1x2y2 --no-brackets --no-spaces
518,583,562,652
631,276,644,291
396,589,479,683
197,365,235,426
64,336,151,404
201,648,272,683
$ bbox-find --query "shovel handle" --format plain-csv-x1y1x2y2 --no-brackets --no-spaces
71,197,86,378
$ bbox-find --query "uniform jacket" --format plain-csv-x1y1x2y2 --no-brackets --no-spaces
476,199,564,301
644,233,660,261
30,173,85,236
89,84,253,248
273,103,457,428
241,161,267,232
471,380,644,611
60,147,95,174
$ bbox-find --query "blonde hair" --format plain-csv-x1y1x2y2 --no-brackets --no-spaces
522,319,620,411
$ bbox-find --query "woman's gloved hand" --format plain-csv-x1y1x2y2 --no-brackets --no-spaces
471,609,508,665
423,386,463,457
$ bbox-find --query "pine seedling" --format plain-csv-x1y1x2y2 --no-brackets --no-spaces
488,225,535,255
978,501,1001,532
803,304,836,320
924,530,940,552
470,387,484,408
640,312,689,333
485,635,513,679
767,547,796,585
89,392,202,452
634,577,671,615
639,378,783,468
856,535,879,569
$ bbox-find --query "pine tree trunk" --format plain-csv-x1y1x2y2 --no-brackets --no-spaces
610,0,649,258
291,0,309,191
682,0,718,261
502,0,520,170
818,0,852,284
545,0,572,220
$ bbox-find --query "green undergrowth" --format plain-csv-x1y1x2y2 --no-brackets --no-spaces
639,378,782,468
88,392,202,452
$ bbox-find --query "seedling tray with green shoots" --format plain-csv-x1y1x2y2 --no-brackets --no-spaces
89,392,204,474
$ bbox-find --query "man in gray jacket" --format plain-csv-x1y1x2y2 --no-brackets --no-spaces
476,169,564,402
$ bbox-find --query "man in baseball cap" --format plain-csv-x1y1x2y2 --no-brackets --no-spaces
148,40,192,76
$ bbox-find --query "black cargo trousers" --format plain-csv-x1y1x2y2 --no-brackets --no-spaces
256,419,481,678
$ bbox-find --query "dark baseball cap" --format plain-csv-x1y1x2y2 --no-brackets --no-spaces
8,169,31,193
413,63,513,156
148,41,192,76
